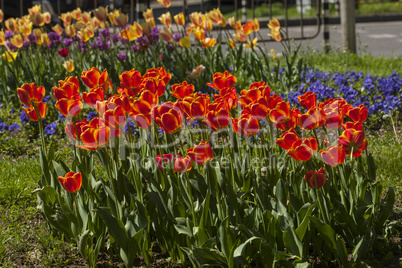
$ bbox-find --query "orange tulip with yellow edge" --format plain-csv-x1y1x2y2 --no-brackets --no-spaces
233,29,247,42
159,26,173,42
129,90,158,129
121,24,142,41
207,71,237,91
202,37,216,48
180,93,210,121
157,0,171,8
65,24,76,37
81,11,92,24
52,24,63,35
18,21,33,36
119,68,143,96
189,12,203,27
268,18,280,32
0,30,5,45
94,6,108,21
174,12,185,26
193,27,205,42
244,37,258,49
170,81,195,100
41,32,50,46
60,12,72,27
108,9,120,25
141,21,152,35
158,12,172,27
5,18,17,31
10,34,23,48
71,7,82,20
43,12,51,24
55,98,83,118
143,8,154,20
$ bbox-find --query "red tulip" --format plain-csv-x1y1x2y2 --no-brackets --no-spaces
187,141,213,165
276,128,299,150
320,145,346,166
155,154,174,170
170,81,195,100
119,68,143,96
58,48,69,57
22,101,47,121
174,155,193,173
231,112,260,137
297,106,326,130
78,117,111,150
180,93,210,121
81,67,113,92
82,87,105,108
152,102,183,134
207,71,237,91
338,127,368,157
55,98,83,118
346,104,368,122
203,107,230,131
65,119,88,141
58,172,82,192
287,138,315,161
297,91,316,110
304,168,326,189
17,83,45,107
129,90,159,129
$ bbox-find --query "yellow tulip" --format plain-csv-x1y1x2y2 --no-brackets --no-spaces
158,12,171,27
174,12,185,26
63,59,75,72
2,51,18,62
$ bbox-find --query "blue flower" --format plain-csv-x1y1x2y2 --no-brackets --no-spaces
9,109,15,114
58,113,66,122
87,111,98,121
44,122,57,136
123,121,136,133
0,122,8,131
20,110,30,124
42,96,50,103
8,123,19,131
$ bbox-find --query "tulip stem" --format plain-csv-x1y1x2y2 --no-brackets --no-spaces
33,102,46,153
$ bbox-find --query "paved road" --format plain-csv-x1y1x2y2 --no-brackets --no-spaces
257,21,402,57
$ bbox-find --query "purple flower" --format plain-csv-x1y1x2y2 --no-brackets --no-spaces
23,40,30,48
173,33,182,42
111,34,120,43
6,42,16,51
63,38,73,47
28,33,37,43
123,121,136,133
5,31,13,39
131,44,140,52
9,109,15,114
117,52,127,62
